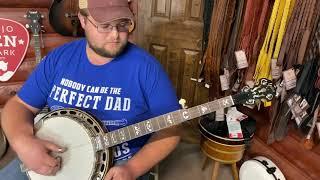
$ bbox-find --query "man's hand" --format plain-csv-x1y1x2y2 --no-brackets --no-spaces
104,164,136,180
14,135,65,176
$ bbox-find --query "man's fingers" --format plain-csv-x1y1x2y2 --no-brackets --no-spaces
104,167,115,180
42,140,66,153
36,165,55,176
43,153,60,167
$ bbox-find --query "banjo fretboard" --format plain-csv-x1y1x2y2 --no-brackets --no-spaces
97,96,237,150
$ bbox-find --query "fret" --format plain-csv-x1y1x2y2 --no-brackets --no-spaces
109,131,118,145
180,109,191,122
163,113,175,126
131,123,142,137
138,121,148,136
197,104,210,115
33,35,42,64
103,134,110,148
117,128,126,142
143,120,155,134
188,107,201,119
127,125,136,140
157,116,167,129
171,111,182,124
153,116,161,130
163,114,168,127
126,126,132,140
196,106,202,116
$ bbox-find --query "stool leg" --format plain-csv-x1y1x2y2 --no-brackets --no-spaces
201,156,209,170
211,161,220,180
231,163,239,180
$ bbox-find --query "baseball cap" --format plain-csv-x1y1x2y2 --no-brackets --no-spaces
79,0,134,24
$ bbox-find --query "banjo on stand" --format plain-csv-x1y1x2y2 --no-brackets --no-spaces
23,78,275,180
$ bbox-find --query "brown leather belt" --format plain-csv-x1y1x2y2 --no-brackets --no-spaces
201,0,240,100
235,0,272,88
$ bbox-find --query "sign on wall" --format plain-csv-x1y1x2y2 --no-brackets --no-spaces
0,18,29,82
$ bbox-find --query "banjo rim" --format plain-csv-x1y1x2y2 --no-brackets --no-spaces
27,108,113,180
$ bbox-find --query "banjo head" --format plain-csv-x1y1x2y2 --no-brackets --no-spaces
240,156,286,180
27,108,112,180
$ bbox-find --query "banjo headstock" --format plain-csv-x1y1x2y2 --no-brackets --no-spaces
234,78,276,105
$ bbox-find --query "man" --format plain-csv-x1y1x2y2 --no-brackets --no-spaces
0,0,181,179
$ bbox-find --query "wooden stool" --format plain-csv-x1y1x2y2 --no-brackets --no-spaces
200,136,246,180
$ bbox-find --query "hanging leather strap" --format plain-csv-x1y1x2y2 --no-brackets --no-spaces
268,0,320,143
254,0,294,81
244,0,272,83
222,0,246,95
202,0,239,100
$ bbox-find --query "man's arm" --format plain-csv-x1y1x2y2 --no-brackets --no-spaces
1,96,64,175
125,126,180,178
1,96,38,148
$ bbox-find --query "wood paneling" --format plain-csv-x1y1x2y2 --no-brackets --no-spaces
0,1,78,108
0,0,51,8
0,8,55,33
25,33,77,58
5,60,35,83
138,0,206,107
152,0,171,18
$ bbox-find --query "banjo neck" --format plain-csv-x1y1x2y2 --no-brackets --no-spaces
96,92,251,150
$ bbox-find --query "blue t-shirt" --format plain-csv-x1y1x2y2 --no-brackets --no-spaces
18,39,180,162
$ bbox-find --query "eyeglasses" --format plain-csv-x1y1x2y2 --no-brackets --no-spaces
86,17,132,33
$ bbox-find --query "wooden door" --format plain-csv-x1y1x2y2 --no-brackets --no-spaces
136,0,208,107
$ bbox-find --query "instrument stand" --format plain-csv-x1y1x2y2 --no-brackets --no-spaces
200,136,247,180
201,155,239,180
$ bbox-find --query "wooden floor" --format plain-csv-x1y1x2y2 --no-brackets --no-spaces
160,142,233,180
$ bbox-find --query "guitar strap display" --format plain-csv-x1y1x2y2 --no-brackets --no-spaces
222,0,246,94
254,0,294,81
268,0,320,143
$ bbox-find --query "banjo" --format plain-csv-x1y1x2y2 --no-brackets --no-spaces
24,78,275,180
239,156,286,180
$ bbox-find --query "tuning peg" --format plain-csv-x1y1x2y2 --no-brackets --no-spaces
41,15,44,19
23,14,27,18
25,24,30,29
179,98,188,109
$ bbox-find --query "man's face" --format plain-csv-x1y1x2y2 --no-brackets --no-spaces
80,15,130,58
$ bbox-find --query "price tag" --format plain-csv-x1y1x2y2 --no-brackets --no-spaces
220,75,230,91
235,50,248,69
215,108,225,121
227,107,248,121
271,58,282,80
275,80,284,98
226,115,243,138
283,68,297,90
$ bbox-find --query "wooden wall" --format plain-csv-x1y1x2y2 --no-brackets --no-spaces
0,0,138,112
0,0,77,111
